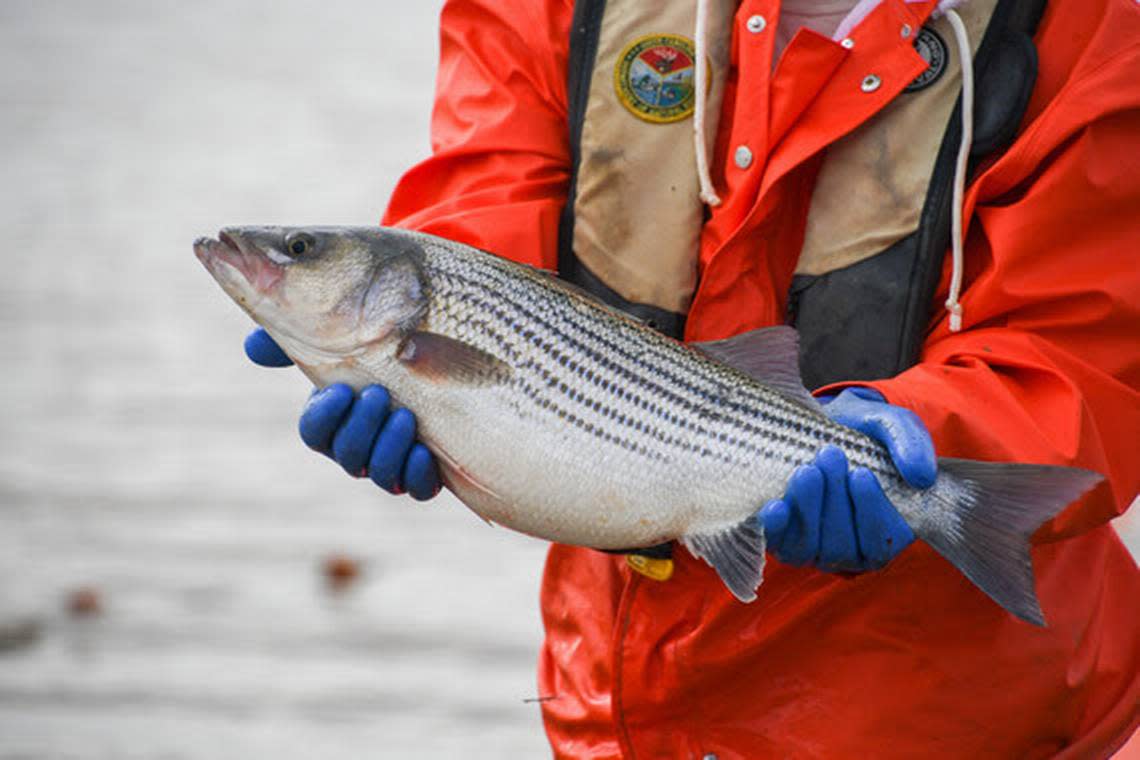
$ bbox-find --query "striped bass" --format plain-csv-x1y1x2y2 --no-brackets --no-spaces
194,226,1102,625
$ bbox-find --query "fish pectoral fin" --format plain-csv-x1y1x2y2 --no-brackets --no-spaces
693,326,822,413
397,331,511,385
682,518,766,603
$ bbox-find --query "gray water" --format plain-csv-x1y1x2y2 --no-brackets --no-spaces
0,2,550,757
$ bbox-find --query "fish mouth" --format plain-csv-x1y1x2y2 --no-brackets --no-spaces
194,230,284,294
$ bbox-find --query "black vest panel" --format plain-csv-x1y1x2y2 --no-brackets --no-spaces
788,0,1044,389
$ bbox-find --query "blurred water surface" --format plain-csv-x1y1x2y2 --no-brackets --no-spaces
0,2,551,757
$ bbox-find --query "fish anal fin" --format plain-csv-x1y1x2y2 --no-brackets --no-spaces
682,518,766,603
693,326,821,412
397,331,511,386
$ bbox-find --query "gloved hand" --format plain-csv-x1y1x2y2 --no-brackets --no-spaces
756,387,936,573
244,327,294,367
245,327,441,500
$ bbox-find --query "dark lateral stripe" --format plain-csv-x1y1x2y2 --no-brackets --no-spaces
431,273,815,459
434,267,744,418
423,245,899,480
431,266,877,467
426,251,892,472
435,317,747,464
441,257,726,392
429,266,845,460
429,308,763,465
435,257,858,437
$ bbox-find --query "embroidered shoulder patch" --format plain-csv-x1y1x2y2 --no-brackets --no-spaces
905,26,949,93
614,34,697,123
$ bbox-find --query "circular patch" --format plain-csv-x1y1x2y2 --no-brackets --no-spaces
904,26,949,93
614,34,697,123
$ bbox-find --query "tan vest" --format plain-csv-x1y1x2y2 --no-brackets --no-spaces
569,0,735,317
562,2,1002,305
559,0,1041,384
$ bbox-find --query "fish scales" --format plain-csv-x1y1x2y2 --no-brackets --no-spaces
425,247,886,475
413,241,898,515
428,252,848,464
412,274,767,521
195,225,1103,624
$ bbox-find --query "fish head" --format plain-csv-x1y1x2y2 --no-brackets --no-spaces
194,226,428,367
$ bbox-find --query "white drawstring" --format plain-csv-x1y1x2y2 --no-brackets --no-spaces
944,8,972,333
691,0,974,322
694,0,722,206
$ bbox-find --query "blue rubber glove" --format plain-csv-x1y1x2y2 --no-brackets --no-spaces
756,387,936,573
245,327,441,500
245,327,294,367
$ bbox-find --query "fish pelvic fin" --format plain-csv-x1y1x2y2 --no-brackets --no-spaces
427,440,500,527
682,517,766,603
918,458,1103,626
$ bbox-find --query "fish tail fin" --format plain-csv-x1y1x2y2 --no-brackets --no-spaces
682,518,766,603
920,458,1102,626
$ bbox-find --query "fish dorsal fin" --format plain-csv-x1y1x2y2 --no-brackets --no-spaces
397,331,512,385
693,326,822,413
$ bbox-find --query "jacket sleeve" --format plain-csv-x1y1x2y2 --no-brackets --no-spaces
381,0,574,270
847,107,1140,542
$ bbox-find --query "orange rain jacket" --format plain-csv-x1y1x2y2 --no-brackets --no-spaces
383,0,1140,756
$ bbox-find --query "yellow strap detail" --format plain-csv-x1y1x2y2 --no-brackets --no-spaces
626,554,674,582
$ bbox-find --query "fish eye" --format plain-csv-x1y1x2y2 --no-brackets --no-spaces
285,232,316,257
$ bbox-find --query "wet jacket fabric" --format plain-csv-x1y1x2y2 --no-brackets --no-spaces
382,0,1140,757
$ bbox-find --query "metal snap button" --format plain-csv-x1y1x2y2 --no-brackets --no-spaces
901,23,913,38
841,37,855,49
733,145,754,169
861,74,882,93
746,14,767,33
